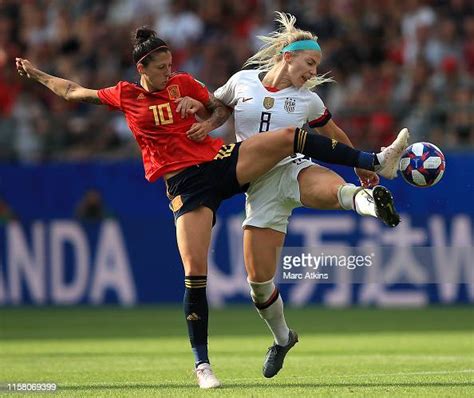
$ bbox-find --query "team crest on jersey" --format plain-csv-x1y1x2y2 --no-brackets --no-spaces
284,97,296,113
263,97,274,109
167,85,181,100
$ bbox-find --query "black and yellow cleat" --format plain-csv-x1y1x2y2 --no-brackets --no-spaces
262,329,298,378
373,185,400,227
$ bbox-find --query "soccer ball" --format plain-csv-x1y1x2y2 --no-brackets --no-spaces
399,142,446,187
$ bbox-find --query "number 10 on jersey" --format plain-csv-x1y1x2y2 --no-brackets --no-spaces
149,103,174,126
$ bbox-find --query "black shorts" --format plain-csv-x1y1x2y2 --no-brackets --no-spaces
165,142,249,225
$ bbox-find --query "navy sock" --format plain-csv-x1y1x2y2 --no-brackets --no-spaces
184,276,209,367
294,127,376,171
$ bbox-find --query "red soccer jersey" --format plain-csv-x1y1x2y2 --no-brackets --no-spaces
98,73,223,182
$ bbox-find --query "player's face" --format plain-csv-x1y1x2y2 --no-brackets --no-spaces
286,50,322,88
140,51,173,91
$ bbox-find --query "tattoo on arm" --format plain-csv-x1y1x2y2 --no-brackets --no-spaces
205,95,231,129
64,84,73,98
38,73,101,104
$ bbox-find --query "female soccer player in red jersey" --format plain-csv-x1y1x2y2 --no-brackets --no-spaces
16,27,408,389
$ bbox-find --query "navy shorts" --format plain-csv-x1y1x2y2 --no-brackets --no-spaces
166,142,249,225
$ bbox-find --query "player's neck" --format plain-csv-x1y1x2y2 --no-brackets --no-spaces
262,66,292,90
140,76,158,93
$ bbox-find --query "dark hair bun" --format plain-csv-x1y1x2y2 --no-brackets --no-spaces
131,26,168,65
134,27,157,46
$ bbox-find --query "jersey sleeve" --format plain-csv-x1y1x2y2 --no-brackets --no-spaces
214,71,241,107
97,81,125,110
307,92,332,128
180,74,210,104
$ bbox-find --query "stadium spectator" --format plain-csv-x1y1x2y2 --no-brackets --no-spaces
2,0,473,162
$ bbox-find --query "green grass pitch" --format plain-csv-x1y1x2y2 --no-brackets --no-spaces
0,306,473,397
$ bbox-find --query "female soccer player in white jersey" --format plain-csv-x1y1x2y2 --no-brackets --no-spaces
180,12,405,379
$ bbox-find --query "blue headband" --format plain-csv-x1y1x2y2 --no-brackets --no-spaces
281,40,321,53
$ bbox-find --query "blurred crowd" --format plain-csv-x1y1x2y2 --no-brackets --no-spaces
0,0,473,163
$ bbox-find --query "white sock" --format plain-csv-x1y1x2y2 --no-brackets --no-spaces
248,279,290,346
375,152,384,170
337,184,377,218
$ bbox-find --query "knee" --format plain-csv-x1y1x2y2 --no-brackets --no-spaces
246,263,260,282
301,181,345,209
245,259,275,282
281,126,296,147
323,187,343,209
330,183,345,209
181,253,207,276
272,126,295,147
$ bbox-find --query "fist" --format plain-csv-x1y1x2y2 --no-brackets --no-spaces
15,58,35,79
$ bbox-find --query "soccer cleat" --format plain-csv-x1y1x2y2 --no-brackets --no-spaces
195,363,221,389
373,185,400,227
375,128,410,179
262,329,298,378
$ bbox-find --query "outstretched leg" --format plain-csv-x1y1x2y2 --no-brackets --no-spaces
236,127,409,185
298,165,400,227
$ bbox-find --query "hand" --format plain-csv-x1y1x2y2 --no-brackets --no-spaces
15,58,38,79
175,96,204,119
355,168,379,188
186,121,212,142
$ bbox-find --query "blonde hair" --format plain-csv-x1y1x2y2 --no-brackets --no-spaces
243,11,332,89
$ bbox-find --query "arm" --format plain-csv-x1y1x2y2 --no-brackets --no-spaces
16,58,101,104
203,93,233,129
175,96,211,121
194,102,211,121
186,93,233,141
316,120,380,187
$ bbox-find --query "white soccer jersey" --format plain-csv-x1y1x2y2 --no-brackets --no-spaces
214,69,332,166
